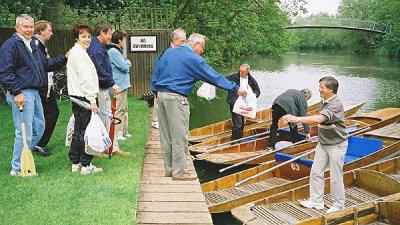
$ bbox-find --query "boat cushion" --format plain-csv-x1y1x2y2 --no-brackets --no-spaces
275,152,314,167
274,136,383,167
344,136,383,162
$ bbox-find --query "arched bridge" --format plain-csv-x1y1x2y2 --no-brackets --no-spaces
285,17,391,35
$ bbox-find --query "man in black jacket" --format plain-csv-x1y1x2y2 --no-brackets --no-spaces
267,88,313,150
226,64,260,141
32,20,67,156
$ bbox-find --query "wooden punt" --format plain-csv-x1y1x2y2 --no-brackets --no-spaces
201,127,400,213
195,107,400,165
188,101,320,144
298,197,400,225
190,102,365,154
231,157,400,225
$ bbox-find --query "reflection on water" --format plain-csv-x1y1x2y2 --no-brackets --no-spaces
190,51,400,225
190,51,400,129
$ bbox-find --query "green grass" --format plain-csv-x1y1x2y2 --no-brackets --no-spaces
0,97,149,225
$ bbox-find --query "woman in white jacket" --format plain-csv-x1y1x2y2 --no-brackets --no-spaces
67,24,102,175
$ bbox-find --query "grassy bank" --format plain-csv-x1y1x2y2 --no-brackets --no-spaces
0,97,149,225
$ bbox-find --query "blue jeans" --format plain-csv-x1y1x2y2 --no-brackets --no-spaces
7,89,45,172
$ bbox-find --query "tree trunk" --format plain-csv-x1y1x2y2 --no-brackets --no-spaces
41,0,63,29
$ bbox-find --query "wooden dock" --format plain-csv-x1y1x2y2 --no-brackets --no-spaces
136,126,213,225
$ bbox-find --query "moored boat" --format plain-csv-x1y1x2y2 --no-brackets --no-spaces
195,107,400,165
231,157,400,225
188,101,320,144
190,102,365,154
201,124,400,213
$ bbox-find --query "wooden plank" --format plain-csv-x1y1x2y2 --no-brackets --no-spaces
140,176,198,185
137,212,212,224
140,192,206,202
140,184,202,193
138,202,209,212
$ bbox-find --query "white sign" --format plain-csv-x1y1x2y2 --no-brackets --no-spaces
130,36,157,52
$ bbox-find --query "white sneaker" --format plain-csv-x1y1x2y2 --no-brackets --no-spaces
81,164,103,175
117,136,126,141
72,163,82,173
124,133,132,138
10,170,21,177
326,206,343,213
152,121,159,129
300,200,324,210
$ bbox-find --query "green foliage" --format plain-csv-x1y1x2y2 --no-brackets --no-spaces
292,0,400,57
173,0,291,65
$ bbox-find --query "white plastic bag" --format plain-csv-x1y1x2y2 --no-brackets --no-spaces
197,82,216,100
65,115,75,147
233,90,257,119
84,113,112,155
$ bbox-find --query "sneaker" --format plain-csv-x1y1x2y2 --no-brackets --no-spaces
117,136,127,141
33,146,52,156
124,133,132,138
113,150,131,157
265,147,275,151
81,164,103,175
172,172,197,181
300,200,324,210
72,163,82,173
10,170,21,177
151,121,159,129
326,206,344,214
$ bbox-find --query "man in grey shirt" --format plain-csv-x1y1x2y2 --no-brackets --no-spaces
268,88,312,149
283,76,348,214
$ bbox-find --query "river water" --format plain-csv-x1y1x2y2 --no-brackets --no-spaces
189,50,400,225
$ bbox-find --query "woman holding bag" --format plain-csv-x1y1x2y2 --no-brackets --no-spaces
67,24,102,175
226,64,260,141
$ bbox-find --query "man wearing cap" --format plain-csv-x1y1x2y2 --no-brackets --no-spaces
267,88,313,150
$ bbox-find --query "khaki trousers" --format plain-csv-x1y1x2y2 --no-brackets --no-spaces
157,92,190,176
98,88,119,152
309,141,348,208
116,89,129,136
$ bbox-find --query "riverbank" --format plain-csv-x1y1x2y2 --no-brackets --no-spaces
0,98,148,225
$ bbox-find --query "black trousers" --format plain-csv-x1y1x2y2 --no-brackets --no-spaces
230,105,244,141
69,96,93,166
37,88,60,147
268,104,301,148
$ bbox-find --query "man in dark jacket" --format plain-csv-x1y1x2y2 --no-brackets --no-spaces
0,14,66,176
226,64,260,140
267,88,313,150
32,20,67,156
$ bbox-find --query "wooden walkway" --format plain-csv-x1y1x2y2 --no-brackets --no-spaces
136,126,213,225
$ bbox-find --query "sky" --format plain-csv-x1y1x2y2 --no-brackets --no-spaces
305,0,342,16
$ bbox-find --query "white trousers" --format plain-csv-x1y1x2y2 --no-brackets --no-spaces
309,141,348,208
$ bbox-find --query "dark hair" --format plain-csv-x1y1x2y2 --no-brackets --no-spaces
319,76,339,94
111,30,126,44
34,20,51,34
72,24,92,40
93,21,112,36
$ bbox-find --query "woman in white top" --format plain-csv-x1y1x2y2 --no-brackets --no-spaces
67,24,102,175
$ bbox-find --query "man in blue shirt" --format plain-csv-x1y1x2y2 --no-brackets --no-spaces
152,33,247,181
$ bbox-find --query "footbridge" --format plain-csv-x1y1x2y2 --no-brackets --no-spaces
286,17,391,35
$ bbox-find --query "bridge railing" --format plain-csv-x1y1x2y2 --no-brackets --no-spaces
292,17,391,34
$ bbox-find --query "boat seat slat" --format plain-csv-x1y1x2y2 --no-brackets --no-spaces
203,191,230,204
251,205,288,225
269,202,316,222
221,187,249,198
345,187,381,203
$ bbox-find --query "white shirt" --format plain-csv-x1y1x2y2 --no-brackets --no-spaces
67,43,99,102
17,33,32,53
240,77,249,91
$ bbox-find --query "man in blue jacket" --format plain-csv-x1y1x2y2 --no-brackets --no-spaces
87,21,130,157
226,64,260,141
0,14,66,176
152,33,247,181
